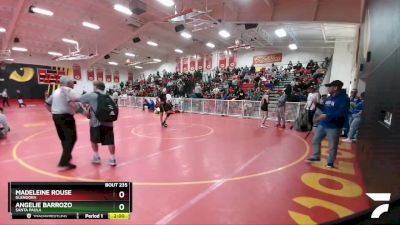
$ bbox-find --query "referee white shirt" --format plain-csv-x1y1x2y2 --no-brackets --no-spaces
305,92,320,111
46,87,76,115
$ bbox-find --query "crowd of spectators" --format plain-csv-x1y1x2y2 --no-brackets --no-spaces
108,57,330,103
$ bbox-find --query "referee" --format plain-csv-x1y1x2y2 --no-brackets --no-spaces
46,76,78,171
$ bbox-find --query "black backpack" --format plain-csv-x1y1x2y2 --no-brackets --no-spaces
94,92,118,122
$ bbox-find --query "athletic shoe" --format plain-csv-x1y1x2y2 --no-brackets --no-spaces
275,124,281,128
58,164,76,171
163,122,168,127
305,158,320,163
108,159,117,167
341,138,352,143
91,155,101,164
326,163,335,168
281,125,286,129
260,124,268,128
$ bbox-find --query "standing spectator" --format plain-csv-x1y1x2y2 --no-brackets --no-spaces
77,81,118,166
304,86,320,128
45,76,78,171
307,80,349,168
284,84,292,102
16,90,26,108
345,89,361,136
276,89,287,128
2,89,10,107
0,107,10,138
260,89,270,128
342,92,365,143
287,61,293,70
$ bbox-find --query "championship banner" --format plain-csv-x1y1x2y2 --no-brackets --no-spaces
219,52,226,69
206,54,212,70
183,57,188,72
128,71,133,82
190,56,196,71
176,58,181,73
96,68,104,81
105,69,112,82
197,55,204,70
87,68,95,81
72,64,81,80
228,52,237,69
253,53,283,65
113,70,120,83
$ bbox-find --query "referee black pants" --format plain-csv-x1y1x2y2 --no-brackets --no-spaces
52,114,77,167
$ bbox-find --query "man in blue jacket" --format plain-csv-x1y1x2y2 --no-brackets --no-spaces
306,80,349,168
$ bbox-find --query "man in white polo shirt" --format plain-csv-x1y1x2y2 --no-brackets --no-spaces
46,76,78,171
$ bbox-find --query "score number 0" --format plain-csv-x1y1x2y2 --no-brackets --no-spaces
118,191,125,211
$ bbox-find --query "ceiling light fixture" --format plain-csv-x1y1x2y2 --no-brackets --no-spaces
206,42,215,48
147,41,158,47
0,27,6,33
180,31,192,39
125,52,136,57
174,49,183,53
135,66,143,69
108,61,118,65
113,4,133,15
48,51,62,56
12,47,28,52
62,38,78,44
153,58,162,62
82,21,100,30
274,28,287,38
288,43,298,50
219,30,231,38
29,6,54,16
157,0,175,7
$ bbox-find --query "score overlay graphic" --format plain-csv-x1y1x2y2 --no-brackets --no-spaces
8,182,132,220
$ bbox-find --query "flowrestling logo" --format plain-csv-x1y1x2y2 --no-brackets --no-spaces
366,193,391,218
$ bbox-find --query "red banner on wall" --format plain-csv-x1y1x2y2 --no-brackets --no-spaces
197,55,204,70
128,70,133,82
96,68,104,81
183,57,188,72
72,64,81,80
87,68,95,81
219,52,226,69
176,58,181,73
253,53,283,65
190,56,196,71
113,70,120,83
206,54,212,70
228,52,237,69
105,69,112,82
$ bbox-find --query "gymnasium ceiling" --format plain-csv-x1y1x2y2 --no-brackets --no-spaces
0,0,364,69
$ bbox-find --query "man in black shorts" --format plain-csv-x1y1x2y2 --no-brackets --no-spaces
158,88,172,128
77,81,117,166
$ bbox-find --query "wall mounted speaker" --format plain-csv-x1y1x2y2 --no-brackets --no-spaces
175,24,185,33
104,55,110,60
133,37,141,43
360,63,364,72
244,23,258,30
367,51,371,62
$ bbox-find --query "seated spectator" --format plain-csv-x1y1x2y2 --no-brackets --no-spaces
0,107,10,138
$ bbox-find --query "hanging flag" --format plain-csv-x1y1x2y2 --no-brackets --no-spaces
206,54,212,70
176,58,181,73
128,70,134,82
219,51,226,69
113,70,120,83
72,64,81,80
96,68,104,81
197,55,204,70
190,56,196,71
87,68,95,81
105,68,112,82
228,51,237,69
183,57,188,72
